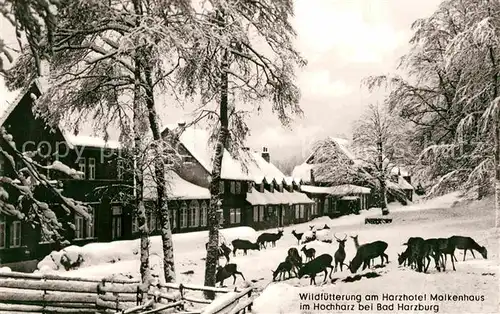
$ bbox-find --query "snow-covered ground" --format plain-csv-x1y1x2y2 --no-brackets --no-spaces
35,192,499,313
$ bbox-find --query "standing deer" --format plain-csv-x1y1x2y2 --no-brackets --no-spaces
334,233,347,272
301,246,316,262
257,228,284,249
215,264,246,287
448,236,487,261
297,254,335,285
291,230,304,245
286,247,303,276
425,238,457,271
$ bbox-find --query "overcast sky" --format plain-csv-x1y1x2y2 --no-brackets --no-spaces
0,0,442,162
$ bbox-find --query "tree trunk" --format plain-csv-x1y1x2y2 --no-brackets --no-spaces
144,60,176,283
133,52,151,291
377,140,389,215
204,45,230,300
494,98,500,229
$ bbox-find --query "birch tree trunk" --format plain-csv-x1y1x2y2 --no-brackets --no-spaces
133,56,151,290
204,46,229,300
144,60,176,283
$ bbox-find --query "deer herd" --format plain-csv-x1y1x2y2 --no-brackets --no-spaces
208,225,488,287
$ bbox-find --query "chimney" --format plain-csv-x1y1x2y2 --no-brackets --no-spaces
310,168,315,184
261,147,270,163
177,120,186,127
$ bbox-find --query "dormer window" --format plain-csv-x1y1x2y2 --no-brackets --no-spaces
247,182,253,193
235,182,241,194
260,184,264,193
230,181,236,194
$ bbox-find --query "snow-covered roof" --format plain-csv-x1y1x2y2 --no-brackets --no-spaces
301,184,371,196
163,125,288,183
291,162,314,183
284,177,302,186
387,176,414,191
144,170,210,200
245,187,313,205
63,132,121,149
390,166,410,177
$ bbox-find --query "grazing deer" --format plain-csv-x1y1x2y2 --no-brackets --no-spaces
257,228,284,249
216,264,245,287
334,233,347,272
272,260,293,281
449,236,487,261
286,247,303,276
348,241,388,273
205,242,231,264
301,246,316,262
298,254,335,285
350,234,374,267
291,230,304,245
231,239,260,256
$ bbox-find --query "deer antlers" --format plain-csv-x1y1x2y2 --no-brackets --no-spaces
334,233,347,241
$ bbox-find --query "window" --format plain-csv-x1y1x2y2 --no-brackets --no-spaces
295,205,300,219
147,211,157,231
229,208,241,224
300,205,305,219
182,155,195,163
189,201,199,227
132,215,139,233
219,181,225,194
74,215,84,239
117,159,123,180
9,221,21,247
259,205,264,221
253,206,259,222
247,182,253,193
77,158,86,179
230,182,236,194
180,203,188,228
235,182,241,194
0,216,5,248
200,202,208,227
171,209,178,229
86,207,95,238
270,184,274,193
88,158,96,180
111,206,123,240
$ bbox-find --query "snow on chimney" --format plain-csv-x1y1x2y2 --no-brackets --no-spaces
177,120,186,127
261,146,270,163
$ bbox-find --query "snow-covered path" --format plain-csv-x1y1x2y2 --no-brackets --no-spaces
35,193,499,313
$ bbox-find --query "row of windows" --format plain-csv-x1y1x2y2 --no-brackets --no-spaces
219,181,295,195
76,157,124,180
0,216,21,249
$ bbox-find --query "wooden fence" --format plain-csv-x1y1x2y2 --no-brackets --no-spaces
0,272,257,314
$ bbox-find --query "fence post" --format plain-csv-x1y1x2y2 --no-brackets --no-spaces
247,289,253,312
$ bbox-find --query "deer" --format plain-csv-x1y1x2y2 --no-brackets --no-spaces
272,260,293,281
350,234,374,267
216,264,246,287
286,247,303,276
291,230,304,245
334,233,348,272
301,246,316,262
298,254,335,285
425,238,457,271
257,228,284,249
401,237,426,270
302,230,317,244
448,235,487,261
205,242,231,264
407,238,433,273
231,239,260,256
348,241,389,273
